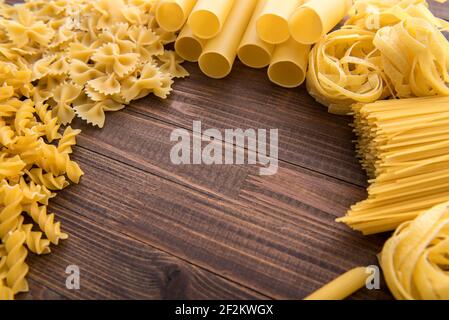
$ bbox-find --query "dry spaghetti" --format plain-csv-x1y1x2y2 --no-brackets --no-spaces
338,96,449,234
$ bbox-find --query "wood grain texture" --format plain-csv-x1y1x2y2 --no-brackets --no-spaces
3,0,447,300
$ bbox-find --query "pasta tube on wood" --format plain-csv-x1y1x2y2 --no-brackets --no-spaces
290,0,353,45
256,0,303,44
175,23,207,62
268,38,310,88
188,0,235,39
304,267,368,300
156,0,198,32
199,0,258,79
237,0,275,69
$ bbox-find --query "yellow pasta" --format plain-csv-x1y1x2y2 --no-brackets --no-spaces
188,0,235,39
198,0,258,79
289,0,353,45
0,0,187,129
237,0,275,69
0,93,81,300
380,201,449,300
4,230,29,294
156,0,197,32
158,50,189,78
256,0,303,45
304,267,369,300
175,23,207,62
307,0,449,114
268,38,310,88
373,17,449,98
338,96,449,234
306,26,387,115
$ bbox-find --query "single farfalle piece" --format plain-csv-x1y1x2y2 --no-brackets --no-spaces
51,81,82,125
120,63,164,102
98,23,134,53
1,7,54,48
87,73,121,95
32,54,68,81
92,43,140,77
154,71,174,99
157,50,189,78
32,55,58,81
91,0,128,30
68,42,97,63
69,60,104,86
74,96,124,128
128,25,164,62
380,201,449,300
48,17,76,49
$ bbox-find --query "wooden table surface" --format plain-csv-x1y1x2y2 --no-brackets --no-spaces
16,2,449,300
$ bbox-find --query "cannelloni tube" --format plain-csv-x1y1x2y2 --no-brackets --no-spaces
256,0,303,45
304,267,368,300
289,0,353,44
268,38,310,88
156,0,198,32
175,23,207,62
199,0,258,79
188,0,235,39
237,0,275,69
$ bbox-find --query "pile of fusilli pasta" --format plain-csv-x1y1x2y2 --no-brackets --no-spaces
0,0,188,299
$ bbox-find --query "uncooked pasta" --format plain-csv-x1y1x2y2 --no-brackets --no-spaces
338,96,449,234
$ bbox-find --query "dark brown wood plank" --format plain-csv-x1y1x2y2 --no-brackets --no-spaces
129,67,367,187
54,132,392,299
22,201,265,300
429,1,449,20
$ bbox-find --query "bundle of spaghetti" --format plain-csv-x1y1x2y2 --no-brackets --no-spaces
379,201,449,300
307,0,449,114
338,96,449,234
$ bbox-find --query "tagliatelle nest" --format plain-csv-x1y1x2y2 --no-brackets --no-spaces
306,0,449,114
380,201,449,300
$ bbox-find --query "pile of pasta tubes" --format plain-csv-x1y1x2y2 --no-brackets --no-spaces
157,0,352,88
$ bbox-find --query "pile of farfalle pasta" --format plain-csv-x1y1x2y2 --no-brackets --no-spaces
0,0,187,299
